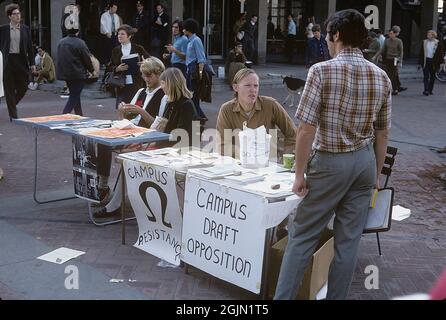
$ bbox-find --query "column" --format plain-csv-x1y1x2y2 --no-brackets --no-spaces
171,0,183,22
328,0,336,16
51,0,72,58
420,0,439,33
257,0,268,64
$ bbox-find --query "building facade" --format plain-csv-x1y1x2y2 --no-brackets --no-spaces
0,0,441,64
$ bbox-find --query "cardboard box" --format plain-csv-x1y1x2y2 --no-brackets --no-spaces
268,229,334,300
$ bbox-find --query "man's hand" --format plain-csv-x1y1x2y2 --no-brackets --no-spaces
292,174,308,197
166,44,175,53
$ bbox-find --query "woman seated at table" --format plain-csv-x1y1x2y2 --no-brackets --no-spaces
95,67,198,219
94,57,166,216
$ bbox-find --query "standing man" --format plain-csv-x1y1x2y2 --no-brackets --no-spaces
163,19,188,76
286,14,297,63
392,26,407,93
305,24,330,68
100,2,120,66
374,26,405,95
132,1,149,51
274,9,391,300
241,15,258,62
151,3,170,58
0,3,35,120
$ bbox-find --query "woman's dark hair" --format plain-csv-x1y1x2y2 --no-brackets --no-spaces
312,24,321,33
183,18,199,34
117,24,134,37
5,3,19,16
324,9,367,48
66,27,79,35
172,19,184,35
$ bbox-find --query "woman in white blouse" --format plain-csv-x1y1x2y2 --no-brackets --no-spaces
108,24,149,108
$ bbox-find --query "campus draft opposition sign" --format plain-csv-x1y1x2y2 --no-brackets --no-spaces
181,175,267,294
124,160,182,265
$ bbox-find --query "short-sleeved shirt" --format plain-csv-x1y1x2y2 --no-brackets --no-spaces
296,48,392,153
171,34,188,65
185,34,206,66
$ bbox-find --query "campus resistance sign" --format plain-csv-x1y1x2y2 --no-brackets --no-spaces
124,160,182,266
181,175,267,294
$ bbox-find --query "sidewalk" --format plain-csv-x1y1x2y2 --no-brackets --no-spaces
0,76,445,300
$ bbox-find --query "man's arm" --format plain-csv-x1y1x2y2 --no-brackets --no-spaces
293,122,316,197
374,129,389,188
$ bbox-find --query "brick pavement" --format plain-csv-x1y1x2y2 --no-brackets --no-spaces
0,78,445,300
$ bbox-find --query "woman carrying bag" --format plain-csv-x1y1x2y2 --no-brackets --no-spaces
108,24,149,108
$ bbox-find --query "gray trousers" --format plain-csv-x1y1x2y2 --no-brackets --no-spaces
274,144,376,300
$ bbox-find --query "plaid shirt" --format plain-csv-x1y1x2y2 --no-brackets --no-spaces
296,48,392,153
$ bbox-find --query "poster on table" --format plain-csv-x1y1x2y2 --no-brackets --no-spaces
181,175,267,294
124,159,183,266
72,135,100,202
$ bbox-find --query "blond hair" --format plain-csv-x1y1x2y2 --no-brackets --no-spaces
140,56,165,76
159,67,192,102
232,68,259,98
427,30,437,39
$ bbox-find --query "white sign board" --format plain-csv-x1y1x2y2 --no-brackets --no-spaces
181,175,266,294
124,160,182,265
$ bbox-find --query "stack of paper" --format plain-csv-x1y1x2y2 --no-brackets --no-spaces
188,164,242,179
224,171,266,184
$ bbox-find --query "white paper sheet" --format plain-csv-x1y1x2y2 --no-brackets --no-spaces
392,205,411,221
261,195,301,229
37,247,85,264
316,282,328,300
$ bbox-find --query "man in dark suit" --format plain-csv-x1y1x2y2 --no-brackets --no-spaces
241,15,258,62
132,1,149,51
151,3,170,58
0,3,35,120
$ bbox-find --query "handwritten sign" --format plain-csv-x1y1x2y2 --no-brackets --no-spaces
124,160,183,265
181,175,266,294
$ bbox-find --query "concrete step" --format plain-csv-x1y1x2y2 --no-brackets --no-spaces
38,79,113,99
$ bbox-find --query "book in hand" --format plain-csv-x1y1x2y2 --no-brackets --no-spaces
364,188,394,232
121,53,140,76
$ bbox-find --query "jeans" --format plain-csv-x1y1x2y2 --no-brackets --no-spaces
423,58,436,93
63,79,85,115
186,63,206,118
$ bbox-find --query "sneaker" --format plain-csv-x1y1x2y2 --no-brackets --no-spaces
93,206,122,219
28,83,36,90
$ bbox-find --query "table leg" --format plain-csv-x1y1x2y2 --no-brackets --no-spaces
33,126,77,204
121,163,126,245
260,228,274,300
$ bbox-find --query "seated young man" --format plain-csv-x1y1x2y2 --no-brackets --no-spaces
216,68,297,160
28,47,56,90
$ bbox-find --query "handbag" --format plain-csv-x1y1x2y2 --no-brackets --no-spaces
104,71,126,89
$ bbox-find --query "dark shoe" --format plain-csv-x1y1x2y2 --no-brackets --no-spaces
398,87,407,92
423,91,429,96
429,91,433,95
392,90,398,95
93,206,122,219
91,186,111,207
